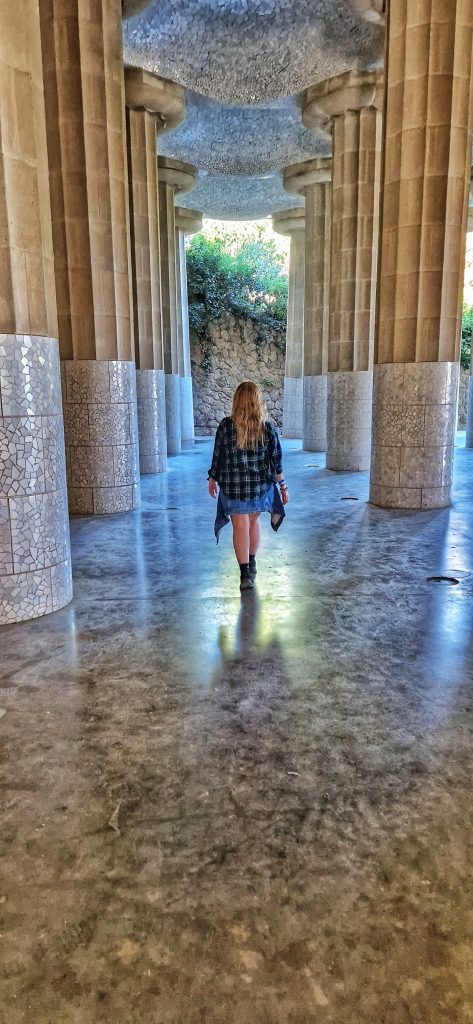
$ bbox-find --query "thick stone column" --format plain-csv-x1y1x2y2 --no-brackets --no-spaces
40,0,140,514
125,69,185,473
284,160,332,451
272,210,305,439
176,208,203,445
303,70,383,470
369,1,473,508
0,0,72,624
158,159,196,454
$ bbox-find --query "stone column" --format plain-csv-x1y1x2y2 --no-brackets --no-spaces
125,69,185,474
0,0,72,624
40,0,140,514
369,1,473,508
284,160,332,451
157,158,196,455
175,208,203,445
272,210,305,439
303,70,383,470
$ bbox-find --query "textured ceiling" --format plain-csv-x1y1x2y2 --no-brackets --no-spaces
123,0,383,105
176,171,304,221
123,0,384,219
158,93,331,175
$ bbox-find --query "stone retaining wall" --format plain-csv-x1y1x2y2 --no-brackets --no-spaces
191,331,470,435
191,316,285,434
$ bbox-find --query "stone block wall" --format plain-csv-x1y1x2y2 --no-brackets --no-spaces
191,316,285,434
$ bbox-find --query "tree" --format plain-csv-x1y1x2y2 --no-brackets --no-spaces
461,303,473,370
186,227,288,372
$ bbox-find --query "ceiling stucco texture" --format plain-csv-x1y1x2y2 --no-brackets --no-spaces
122,0,383,105
158,93,331,176
176,171,304,220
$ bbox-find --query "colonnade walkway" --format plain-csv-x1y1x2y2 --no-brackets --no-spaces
2,439,473,1022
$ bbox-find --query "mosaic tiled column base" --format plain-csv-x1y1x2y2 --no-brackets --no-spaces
180,375,195,444
465,377,473,449
136,369,167,475
0,335,72,625
62,360,141,515
282,377,303,439
303,375,327,452
165,373,182,455
327,370,373,472
370,362,459,510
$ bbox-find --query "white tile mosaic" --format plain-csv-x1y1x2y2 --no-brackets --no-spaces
0,335,62,417
0,335,72,624
61,359,141,515
282,377,303,439
9,490,70,574
136,369,167,474
327,370,373,471
303,374,328,452
370,361,458,509
180,375,195,443
93,486,135,515
0,498,13,577
165,372,182,455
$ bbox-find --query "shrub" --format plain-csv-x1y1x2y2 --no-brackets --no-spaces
186,230,288,369
461,303,473,370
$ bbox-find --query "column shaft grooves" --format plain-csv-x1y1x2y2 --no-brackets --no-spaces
371,0,473,506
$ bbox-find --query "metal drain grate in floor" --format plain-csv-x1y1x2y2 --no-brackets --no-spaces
426,576,460,585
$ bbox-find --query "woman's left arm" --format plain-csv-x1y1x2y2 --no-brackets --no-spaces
269,424,289,504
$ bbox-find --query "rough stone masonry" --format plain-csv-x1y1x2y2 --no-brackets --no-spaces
191,315,284,433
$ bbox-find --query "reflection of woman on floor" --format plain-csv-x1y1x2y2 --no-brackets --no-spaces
208,381,289,591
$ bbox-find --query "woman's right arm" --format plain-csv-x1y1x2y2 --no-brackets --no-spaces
208,421,224,497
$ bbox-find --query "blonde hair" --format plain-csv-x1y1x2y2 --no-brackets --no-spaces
231,381,267,450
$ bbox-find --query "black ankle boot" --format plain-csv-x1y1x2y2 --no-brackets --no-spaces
239,563,254,591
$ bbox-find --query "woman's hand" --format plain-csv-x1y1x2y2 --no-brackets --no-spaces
281,486,289,506
208,478,219,499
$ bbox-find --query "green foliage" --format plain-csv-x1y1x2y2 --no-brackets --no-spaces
461,303,473,370
186,229,288,366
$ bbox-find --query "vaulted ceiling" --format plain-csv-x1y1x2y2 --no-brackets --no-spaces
122,1,384,219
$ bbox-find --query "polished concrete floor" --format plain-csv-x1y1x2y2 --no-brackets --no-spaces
2,437,473,1024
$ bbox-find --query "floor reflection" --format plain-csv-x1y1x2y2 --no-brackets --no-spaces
211,591,288,693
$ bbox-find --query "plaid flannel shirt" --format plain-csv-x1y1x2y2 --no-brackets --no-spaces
208,417,283,500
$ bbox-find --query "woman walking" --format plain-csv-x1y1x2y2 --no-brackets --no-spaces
208,381,289,591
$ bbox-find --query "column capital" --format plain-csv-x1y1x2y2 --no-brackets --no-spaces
272,208,305,236
158,157,197,195
302,69,384,132
125,67,186,132
283,158,331,196
175,207,203,234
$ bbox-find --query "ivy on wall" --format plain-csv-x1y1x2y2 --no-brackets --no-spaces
186,228,288,373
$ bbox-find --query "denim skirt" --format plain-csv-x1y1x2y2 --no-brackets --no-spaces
220,484,275,515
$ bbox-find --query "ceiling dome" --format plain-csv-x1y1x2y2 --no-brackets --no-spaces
123,0,383,105
159,93,330,176
177,171,304,221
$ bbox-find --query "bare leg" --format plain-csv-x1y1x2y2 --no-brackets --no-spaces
231,514,250,565
249,513,261,557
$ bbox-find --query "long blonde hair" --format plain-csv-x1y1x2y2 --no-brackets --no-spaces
231,381,267,450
